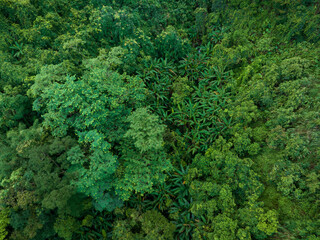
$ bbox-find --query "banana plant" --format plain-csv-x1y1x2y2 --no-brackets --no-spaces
170,79,233,154
9,42,24,58
170,197,195,240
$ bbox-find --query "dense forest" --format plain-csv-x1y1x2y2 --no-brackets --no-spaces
0,0,320,239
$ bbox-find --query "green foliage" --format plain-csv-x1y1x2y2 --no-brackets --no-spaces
170,63,233,154
185,137,278,239
113,209,175,240
0,0,320,239
28,61,73,98
257,210,279,236
94,6,141,45
54,216,80,240
117,108,171,200
67,144,121,212
125,107,165,152
194,8,207,40
156,26,191,62
0,85,30,130
0,208,9,240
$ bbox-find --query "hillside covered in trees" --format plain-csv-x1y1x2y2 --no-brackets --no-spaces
0,0,320,239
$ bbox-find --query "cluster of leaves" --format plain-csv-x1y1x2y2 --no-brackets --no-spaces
0,0,320,239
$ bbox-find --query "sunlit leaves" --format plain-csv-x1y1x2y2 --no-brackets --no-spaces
117,108,171,200
125,107,165,152
0,208,9,240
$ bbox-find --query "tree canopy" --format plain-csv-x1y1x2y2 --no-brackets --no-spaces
0,0,320,239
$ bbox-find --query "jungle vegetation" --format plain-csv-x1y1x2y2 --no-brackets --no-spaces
0,0,320,239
